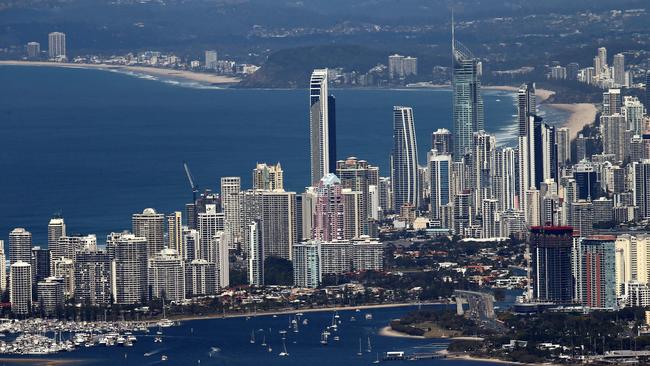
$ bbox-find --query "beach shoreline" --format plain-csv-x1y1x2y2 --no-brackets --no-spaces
169,302,444,323
0,358,85,366
378,325,426,339
482,85,555,103
546,103,598,140
0,60,241,85
442,352,547,365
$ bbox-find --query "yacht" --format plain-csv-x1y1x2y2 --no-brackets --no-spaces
278,338,289,357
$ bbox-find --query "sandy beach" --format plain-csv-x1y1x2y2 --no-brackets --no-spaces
0,60,241,85
378,325,426,339
546,103,598,140
170,302,441,323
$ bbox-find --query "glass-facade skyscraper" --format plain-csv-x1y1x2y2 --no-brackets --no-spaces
391,106,419,210
309,69,337,185
452,31,484,161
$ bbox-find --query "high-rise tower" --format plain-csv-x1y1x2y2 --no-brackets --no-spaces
452,17,484,160
309,69,337,185
391,106,419,210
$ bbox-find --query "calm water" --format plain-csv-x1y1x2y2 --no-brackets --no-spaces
0,66,566,244
5,305,499,365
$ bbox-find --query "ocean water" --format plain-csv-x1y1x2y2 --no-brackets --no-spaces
7,304,500,365
0,66,566,244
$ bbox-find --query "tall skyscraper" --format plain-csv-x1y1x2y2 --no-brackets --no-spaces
31,247,51,283
529,226,574,303
48,217,66,251
601,114,626,162
556,127,571,167
309,69,336,185
388,54,405,79
492,147,517,211
645,71,650,111
603,89,622,115
428,152,452,220
247,220,264,286
313,174,345,242
573,161,600,200
571,200,594,237
148,248,186,302
517,83,537,209
597,47,608,73
187,259,216,297
481,198,500,238
452,22,484,160
132,208,165,258
336,157,376,234
471,130,495,205
613,53,625,86
580,236,617,309
259,190,296,260
10,261,32,315
167,211,183,257
26,42,40,58
205,50,218,70
633,160,650,219
221,176,242,246
391,106,419,210
622,96,646,135
48,32,66,59
9,228,32,265
109,233,148,305
197,204,225,261
292,242,321,288
74,249,111,306
431,128,452,154
0,241,6,293
341,188,363,239
252,162,284,191
403,56,418,77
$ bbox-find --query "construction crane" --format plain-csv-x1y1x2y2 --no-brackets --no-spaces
183,161,199,204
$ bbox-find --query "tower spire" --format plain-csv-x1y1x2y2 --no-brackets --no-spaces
451,9,455,55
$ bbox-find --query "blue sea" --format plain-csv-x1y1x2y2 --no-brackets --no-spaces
0,304,502,365
0,65,567,244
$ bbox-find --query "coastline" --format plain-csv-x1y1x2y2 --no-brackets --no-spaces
546,103,598,140
0,60,241,85
483,85,555,103
170,302,443,323
0,358,84,366
442,352,547,366
1,61,595,141
378,325,425,339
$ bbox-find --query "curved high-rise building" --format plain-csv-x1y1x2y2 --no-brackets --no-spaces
309,69,336,185
452,26,484,160
391,106,419,210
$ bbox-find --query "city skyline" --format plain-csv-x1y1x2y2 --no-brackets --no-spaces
3,3,650,362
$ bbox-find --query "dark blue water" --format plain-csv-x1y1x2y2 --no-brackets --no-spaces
0,66,563,244
9,305,498,365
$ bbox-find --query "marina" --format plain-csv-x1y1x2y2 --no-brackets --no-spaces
0,305,498,365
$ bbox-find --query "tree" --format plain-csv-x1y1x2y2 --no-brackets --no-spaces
264,257,293,285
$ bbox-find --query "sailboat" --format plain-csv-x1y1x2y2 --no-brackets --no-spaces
320,330,330,345
250,330,255,344
261,334,267,347
367,337,372,353
279,338,289,357
373,352,380,364
357,338,363,356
